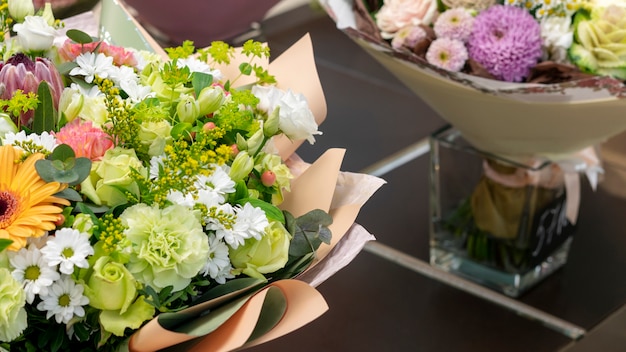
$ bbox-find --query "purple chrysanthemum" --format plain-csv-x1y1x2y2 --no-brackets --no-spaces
426,37,468,72
467,5,542,82
433,8,475,42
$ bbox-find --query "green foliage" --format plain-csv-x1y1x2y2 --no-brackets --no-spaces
166,40,196,59
287,209,333,257
66,29,94,44
32,81,56,134
0,238,12,252
34,144,91,186
204,41,233,64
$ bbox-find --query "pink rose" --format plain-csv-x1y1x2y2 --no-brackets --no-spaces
58,39,137,67
376,0,439,38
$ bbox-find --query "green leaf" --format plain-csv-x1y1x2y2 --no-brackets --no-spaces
192,72,213,97
54,188,83,202
0,239,13,252
171,122,193,139
32,81,56,134
239,62,253,76
50,143,76,161
66,29,94,44
246,287,286,343
236,198,285,223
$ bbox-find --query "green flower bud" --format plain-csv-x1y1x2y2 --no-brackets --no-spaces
8,0,34,22
176,94,200,123
229,151,254,181
72,213,95,237
0,113,18,139
58,87,84,122
41,3,55,26
263,105,280,138
197,86,225,116
246,129,265,155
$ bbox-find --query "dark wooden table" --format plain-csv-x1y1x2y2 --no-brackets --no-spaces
245,4,626,352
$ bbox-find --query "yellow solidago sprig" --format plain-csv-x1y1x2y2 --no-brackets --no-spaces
95,76,141,151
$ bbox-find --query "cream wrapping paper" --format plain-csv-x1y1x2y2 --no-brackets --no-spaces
56,2,387,351
320,0,626,160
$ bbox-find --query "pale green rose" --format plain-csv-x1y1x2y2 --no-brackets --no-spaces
99,296,155,337
197,86,225,116
79,95,108,127
137,119,172,157
58,87,84,122
80,147,146,207
229,151,254,182
84,256,137,313
176,93,200,123
72,213,96,237
229,221,291,280
570,4,626,79
0,268,27,342
121,204,209,292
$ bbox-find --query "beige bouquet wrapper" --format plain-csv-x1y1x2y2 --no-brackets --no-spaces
320,0,626,159
65,2,385,351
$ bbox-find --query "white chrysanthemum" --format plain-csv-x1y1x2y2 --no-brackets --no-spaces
40,228,94,275
70,83,103,98
69,52,115,83
195,166,236,202
36,275,89,324
166,190,196,208
200,235,234,284
120,79,154,104
196,189,222,209
233,203,269,241
177,57,223,81
9,244,61,304
109,65,139,86
3,130,58,153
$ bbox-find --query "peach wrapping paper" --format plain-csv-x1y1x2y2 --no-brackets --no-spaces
58,5,385,352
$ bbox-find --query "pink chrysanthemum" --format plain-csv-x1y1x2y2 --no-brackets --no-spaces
53,119,113,161
467,5,542,82
433,8,475,42
426,38,468,72
392,25,428,50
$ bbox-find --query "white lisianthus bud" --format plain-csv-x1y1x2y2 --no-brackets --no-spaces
13,15,56,52
58,87,84,122
8,0,34,22
197,86,225,116
263,105,280,138
229,151,254,182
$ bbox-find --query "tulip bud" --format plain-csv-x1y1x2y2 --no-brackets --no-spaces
247,129,264,155
235,133,247,152
263,105,280,138
229,151,254,182
8,0,34,22
41,3,55,26
197,86,225,116
176,94,200,123
0,113,18,139
58,87,84,122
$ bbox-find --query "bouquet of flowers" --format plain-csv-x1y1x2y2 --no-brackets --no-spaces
319,0,622,294
0,1,384,350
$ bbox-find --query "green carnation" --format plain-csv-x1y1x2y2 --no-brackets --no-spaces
121,204,209,292
0,268,27,342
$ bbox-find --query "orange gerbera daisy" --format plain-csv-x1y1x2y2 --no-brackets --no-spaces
0,145,70,251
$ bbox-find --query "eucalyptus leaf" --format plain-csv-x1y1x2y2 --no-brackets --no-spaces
54,188,83,202
50,144,76,161
66,29,94,44
71,157,92,186
32,81,56,134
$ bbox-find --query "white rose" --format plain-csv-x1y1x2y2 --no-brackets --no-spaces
13,15,56,52
376,0,439,38
540,16,574,63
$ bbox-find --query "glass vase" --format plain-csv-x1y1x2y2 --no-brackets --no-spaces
429,126,578,297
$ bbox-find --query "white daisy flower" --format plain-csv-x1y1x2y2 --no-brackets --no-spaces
200,235,234,284
195,166,235,202
177,57,223,81
36,275,89,324
9,244,61,304
120,79,154,104
70,83,103,98
3,130,58,153
166,190,196,208
109,65,139,86
69,52,115,83
232,203,269,242
149,156,164,179
196,189,222,209
40,228,94,275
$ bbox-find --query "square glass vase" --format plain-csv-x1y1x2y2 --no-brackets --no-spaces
429,126,577,297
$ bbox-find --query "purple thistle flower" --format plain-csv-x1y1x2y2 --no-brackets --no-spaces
426,37,468,72
433,8,475,42
467,5,542,82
